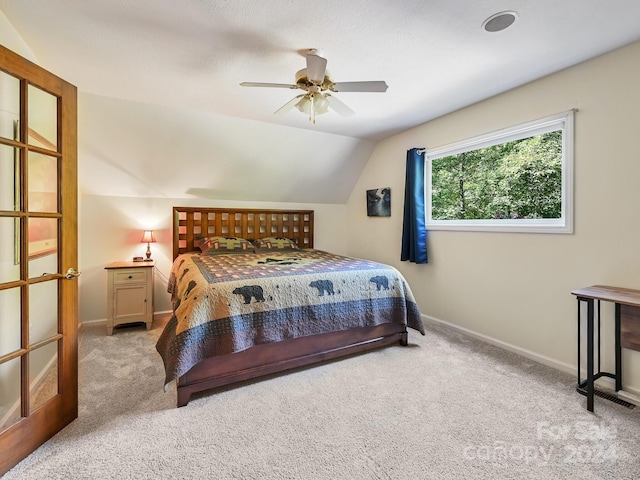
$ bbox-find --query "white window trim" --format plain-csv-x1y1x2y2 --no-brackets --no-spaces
425,110,574,234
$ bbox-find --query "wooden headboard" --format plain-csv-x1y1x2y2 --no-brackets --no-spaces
172,207,314,259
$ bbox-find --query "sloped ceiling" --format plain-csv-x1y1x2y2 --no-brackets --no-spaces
2,0,640,203
78,93,375,202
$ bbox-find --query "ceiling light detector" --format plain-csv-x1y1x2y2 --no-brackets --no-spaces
482,11,518,33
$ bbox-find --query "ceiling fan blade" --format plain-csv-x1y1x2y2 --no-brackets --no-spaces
306,54,328,84
240,82,298,89
274,95,305,115
326,95,355,117
332,81,388,93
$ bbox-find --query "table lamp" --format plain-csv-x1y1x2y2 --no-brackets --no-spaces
140,230,156,261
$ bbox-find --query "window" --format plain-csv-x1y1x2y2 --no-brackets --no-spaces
426,111,574,233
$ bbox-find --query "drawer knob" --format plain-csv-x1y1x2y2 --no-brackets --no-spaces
128,275,132,279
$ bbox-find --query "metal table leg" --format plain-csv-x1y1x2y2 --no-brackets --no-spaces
586,298,594,412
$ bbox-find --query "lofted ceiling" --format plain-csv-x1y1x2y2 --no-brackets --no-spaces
2,1,640,202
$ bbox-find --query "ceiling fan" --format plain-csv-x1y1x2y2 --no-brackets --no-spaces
240,49,388,123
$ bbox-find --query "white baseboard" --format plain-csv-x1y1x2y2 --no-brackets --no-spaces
80,318,106,327
617,389,640,406
424,313,576,374
79,310,173,330
423,313,640,399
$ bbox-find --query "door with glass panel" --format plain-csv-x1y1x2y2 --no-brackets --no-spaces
0,45,78,475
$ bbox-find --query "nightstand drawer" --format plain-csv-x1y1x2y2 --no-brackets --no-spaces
113,269,148,284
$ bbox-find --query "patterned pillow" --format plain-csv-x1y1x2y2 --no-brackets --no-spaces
254,237,299,250
197,236,254,254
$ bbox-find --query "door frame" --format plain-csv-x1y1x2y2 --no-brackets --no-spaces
0,44,78,476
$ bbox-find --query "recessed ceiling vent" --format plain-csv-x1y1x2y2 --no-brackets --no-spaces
482,11,518,32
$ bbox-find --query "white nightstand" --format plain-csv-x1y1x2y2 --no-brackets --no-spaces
105,261,155,335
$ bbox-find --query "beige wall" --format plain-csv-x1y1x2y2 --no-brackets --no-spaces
0,10,36,61
346,40,640,394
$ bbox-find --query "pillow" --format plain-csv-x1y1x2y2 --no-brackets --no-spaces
254,237,300,250
197,236,254,254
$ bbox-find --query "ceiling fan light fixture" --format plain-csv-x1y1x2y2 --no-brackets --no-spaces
295,94,330,123
313,93,330,115
242,49,387,122
295,96,310,114
482,11,518,33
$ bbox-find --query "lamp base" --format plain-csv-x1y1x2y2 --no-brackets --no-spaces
143,258,153,262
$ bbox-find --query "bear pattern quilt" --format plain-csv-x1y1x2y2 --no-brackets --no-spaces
156,249,425,386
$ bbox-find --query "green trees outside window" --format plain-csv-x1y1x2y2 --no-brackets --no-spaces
431,130,562,221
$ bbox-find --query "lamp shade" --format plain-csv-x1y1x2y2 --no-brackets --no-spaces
141,230,156,243
314,94,329,114
295,96,310,114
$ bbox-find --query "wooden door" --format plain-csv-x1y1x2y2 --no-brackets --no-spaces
0,45,78,475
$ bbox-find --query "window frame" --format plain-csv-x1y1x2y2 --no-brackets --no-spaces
425,110,574,234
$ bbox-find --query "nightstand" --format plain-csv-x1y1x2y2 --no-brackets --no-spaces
105,261,155,335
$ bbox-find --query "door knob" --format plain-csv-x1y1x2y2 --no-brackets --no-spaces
64,268,81,279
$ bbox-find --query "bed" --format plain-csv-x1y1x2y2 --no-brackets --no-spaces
156,207,425,407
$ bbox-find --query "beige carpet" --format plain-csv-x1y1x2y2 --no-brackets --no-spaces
4,317,640,479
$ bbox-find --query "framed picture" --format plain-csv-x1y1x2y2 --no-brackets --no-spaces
366,187,391,217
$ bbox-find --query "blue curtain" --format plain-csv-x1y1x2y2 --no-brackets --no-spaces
401,148,428,264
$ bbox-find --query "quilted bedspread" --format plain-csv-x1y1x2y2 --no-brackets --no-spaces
156,249,424,386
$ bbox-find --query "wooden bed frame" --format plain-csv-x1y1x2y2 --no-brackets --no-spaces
171,206,408,407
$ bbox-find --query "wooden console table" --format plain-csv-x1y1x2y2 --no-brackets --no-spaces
571,285,640,412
